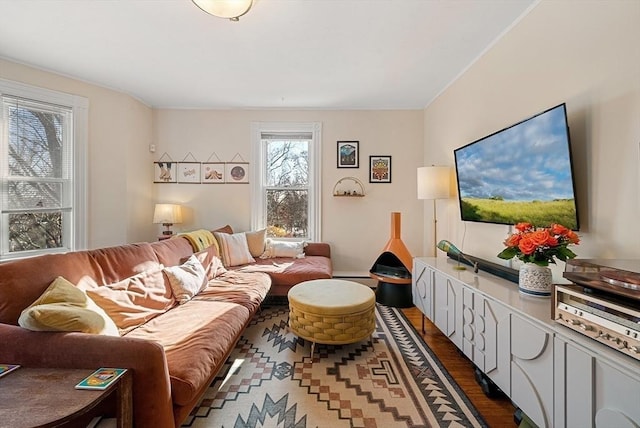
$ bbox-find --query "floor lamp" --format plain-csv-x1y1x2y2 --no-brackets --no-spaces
417,166,450,256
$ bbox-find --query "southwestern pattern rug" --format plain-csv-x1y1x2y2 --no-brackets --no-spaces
182,303,487,428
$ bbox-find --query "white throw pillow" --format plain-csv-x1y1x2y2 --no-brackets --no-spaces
163,255,207,304
260,239,306,259
214,232,256,267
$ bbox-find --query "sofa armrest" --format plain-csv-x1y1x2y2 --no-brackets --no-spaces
0,323,174,428
304,242,331,258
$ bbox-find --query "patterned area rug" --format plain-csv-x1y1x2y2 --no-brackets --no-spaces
183,303,487,428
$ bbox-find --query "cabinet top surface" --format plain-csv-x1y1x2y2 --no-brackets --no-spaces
415,257,553,325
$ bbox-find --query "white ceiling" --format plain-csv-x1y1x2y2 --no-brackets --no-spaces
0,0,535,110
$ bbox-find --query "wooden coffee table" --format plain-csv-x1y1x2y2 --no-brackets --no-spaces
0,367,132,428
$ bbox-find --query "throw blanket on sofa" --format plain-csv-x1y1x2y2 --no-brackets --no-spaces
237,262,294,273
180,229,216,252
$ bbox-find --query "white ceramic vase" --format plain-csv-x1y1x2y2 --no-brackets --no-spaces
518,263,552,297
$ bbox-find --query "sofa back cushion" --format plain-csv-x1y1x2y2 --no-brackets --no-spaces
89,243,160,285
186,245,226,280
0,251,103,325
150,237,196,268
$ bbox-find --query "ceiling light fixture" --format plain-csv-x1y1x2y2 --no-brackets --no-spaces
192,0,253,21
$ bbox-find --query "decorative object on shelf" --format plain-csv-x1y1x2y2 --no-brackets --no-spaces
153,204,183,235
178,152,201,184
332,176,365,197
417,166,451,255
437,240,479,273
154,153,176,183
369,155,391,183
337,141,359,168
518,263,553,296
191,0,253,21
497,222,580,296
226,153,249,184
202,152,225,183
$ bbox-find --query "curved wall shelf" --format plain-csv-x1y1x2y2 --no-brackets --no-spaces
333,176,365,197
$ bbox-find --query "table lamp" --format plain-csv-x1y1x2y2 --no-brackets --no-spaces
153,204,183,235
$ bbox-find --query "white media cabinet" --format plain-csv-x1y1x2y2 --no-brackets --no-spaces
412,257,640,428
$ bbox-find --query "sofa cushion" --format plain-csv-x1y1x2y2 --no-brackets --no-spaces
194,271,271,314
214,232,255,267
213,224,233,234
89,243,161,285
163,255,207,304
124,300,250,407
260,239,306,259
18,276,118,336
84,265,176,335
150,237,196,268
186,245,227,280
231,256,332,295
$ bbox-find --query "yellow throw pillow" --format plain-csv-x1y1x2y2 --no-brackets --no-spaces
18,277,119,336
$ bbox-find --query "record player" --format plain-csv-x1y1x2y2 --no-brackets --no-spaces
554,259,640,361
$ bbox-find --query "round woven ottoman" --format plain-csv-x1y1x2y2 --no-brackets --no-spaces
288,279,376,357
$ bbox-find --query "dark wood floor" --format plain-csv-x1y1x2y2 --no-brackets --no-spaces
401,306,516,427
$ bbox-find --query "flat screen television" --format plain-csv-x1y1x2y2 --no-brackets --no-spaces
454,103,579,230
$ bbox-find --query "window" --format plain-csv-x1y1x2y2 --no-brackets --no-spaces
0,79,87,260
251,122,321,241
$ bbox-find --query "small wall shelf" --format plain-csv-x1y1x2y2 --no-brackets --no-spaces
333,177,365,197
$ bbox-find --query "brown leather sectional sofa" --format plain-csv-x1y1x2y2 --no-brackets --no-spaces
0,233,332,427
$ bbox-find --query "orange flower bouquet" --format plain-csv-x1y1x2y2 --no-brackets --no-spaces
497,222,580,267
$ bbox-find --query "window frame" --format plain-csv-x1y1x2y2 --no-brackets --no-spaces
0,78,88,260
251,122,322,241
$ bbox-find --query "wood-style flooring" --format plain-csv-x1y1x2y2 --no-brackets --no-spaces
401,306,516,427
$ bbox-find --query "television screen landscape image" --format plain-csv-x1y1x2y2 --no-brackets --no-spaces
454,103,579,230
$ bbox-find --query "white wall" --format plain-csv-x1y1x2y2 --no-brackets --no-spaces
423,0,640,281
152,109,424,275
0,59,155,248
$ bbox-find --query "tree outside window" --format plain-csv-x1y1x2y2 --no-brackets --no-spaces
252,123,321,242
4,99,69,252
265,139,309,238
0,80,87,260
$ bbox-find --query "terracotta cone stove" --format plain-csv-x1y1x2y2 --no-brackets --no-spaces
369,212,413,307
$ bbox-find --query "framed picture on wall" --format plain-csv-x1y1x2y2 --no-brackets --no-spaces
225,162,249,183
154,161,177,183
202,162,225,183
369,155,392,183
337,141,359,168
177,162,201,183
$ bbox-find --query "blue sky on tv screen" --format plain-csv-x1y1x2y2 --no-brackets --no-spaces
456,106,575,202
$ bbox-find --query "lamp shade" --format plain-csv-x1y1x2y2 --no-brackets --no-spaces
417,166,450,200
153,204,183,224
192,0,253,20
